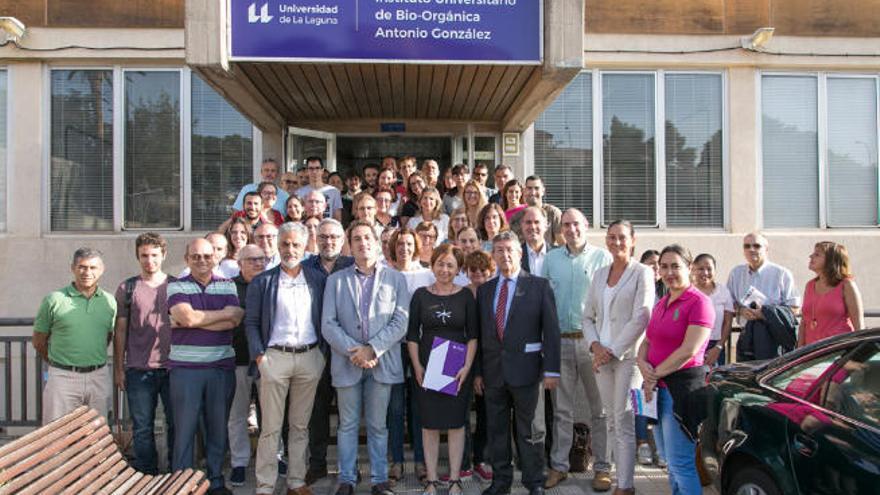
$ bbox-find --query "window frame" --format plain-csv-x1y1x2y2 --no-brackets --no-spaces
44,65,259,234
532,69,729,230
758,71,880,229
0,67,9,233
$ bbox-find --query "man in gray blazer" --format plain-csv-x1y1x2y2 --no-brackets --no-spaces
322,220,411,495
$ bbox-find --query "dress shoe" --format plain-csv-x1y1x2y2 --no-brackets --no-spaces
305,466,328,485
481,483,511,495
543,468,568,489
613,488,635,495
528,487,544,495
335,483,354,495
288,486,313,495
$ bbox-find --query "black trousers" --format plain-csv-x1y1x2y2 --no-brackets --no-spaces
484,382,546,490
307,358,334,470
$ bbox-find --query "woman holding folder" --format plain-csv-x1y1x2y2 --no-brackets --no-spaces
406,244,479,495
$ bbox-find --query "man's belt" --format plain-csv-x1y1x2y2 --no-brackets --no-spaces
50,361,106,373
270,342,319,353
561,333,583,339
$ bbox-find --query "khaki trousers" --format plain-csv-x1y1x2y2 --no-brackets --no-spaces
43,365,111,424
255,347,324,494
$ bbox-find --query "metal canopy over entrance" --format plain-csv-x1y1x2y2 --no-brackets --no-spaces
185,0,584,144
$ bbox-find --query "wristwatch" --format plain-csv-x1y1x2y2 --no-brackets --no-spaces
714,344,724,350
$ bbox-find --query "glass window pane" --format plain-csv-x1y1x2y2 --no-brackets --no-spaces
191,74,253,231
124,71,181,229
762,76,819,228
767,350,845,401
827,77,879,227
0,70,6,232
534,72,592,218
50,70,114,231
603,73,656,225
665,74,724,228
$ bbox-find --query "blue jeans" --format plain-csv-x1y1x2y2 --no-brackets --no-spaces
336,372,392,485
654,387,701,495
126,368,174,474
388,382,406,463
170,367,235,490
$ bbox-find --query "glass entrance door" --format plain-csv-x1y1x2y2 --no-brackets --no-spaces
335,136,453,177
287,127,335,172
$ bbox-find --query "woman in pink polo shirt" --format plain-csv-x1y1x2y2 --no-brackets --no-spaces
637,244,714,495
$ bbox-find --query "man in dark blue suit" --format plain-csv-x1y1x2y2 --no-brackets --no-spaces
474,231,561,495
245,222,327,495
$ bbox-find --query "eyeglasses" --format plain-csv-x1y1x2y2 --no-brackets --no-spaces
318,234,342,241
243,256,268,264
743,243,763,249
188,254,213,261
255,234,277,240
282,180,296,184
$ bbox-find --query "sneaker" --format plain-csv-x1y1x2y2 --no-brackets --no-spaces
657,458,668,470
637,442,654,466
371,481,395,495
230,466,246,486
591,471,612,492
474,463,493,481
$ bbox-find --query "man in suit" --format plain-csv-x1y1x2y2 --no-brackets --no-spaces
322,220,411,495
245,222,327,495
474,230,561,495
519,206,549,275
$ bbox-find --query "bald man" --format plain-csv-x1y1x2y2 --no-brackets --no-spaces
168,238,244,492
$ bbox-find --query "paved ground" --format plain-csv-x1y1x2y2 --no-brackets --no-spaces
227,446,702,495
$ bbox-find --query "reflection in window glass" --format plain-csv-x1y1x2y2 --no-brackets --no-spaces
762,76,819,228
827,77,879,227
191,75,253,230
767,351,843,401
603,74,656,225
50,70,114,231
534,72,592,218
124,71,181,229
0,70,6,231
823,344,880,429
665,74,723,227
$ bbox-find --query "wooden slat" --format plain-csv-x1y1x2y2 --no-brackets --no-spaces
123,473,154,494
460,65,493,119
317,65,354,117
23,436,116,495
374,64,395,117
389,64,407,117
426,65,448,119
137,473,170,495
415,65,434,119
472,65,508,119
59,452,123,495
328,65,362,118
96,466,137,495
245,64,299,118
110,470,144,495
437,66,463,118
489,66,535,121
403,64,419,118
279,65,326,119
449,65,478,119
143,473,175,495
298,64,339,119
345,64,376,118
163,469,200,494
0,419,107,484
0,406,95,465
358,65,384,119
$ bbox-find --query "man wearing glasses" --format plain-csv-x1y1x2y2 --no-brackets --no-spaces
254,223,281,269
727,232,800,360
472,163,494,200
233,158,290,215
228,244,268,487
296,157,343,221
302,218,354,484
246,222,329,495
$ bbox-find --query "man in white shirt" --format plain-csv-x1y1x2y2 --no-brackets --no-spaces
296,157,343,220
254,223,281,269
727,232,801,321
245,222,327,495
519,206,548,276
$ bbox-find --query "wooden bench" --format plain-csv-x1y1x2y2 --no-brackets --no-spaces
0,406,209,494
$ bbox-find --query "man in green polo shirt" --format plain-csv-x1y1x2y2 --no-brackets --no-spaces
34,247,117,424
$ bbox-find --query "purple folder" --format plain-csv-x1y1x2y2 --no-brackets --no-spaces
423,336,467,396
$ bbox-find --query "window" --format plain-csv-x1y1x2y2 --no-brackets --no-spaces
49,69,254,232
0,70,7,232
761,73,879,228
766,350,845,400
534,73,593,218
822,342,880,429
191,76,253,230
533,71,725,228
50,70,114,231
124,71,181,229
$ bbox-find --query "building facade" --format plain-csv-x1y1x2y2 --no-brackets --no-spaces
0,0,878,322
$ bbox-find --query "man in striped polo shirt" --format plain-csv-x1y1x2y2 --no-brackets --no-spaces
168,238,244,495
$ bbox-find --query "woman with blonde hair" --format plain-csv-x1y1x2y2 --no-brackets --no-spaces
462,180,487,227
407,187,450,244
799,241,864,346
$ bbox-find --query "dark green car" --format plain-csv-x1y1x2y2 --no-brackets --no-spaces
700,329,880,495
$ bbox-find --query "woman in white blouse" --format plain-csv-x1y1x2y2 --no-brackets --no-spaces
583,220,655,495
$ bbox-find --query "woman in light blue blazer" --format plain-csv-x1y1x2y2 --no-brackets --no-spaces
583,220,654,495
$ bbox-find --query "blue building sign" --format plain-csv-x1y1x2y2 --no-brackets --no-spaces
230,0,542,64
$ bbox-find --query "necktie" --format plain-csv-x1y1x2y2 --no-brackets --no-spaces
495,278,509,341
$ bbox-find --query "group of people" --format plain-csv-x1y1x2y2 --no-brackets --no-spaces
33,155,866,495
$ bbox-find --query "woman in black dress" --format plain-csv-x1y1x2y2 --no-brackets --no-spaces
407,244,479,495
